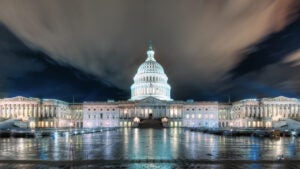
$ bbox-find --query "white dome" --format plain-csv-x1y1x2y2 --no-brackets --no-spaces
130,43,172,101
137,60,165,74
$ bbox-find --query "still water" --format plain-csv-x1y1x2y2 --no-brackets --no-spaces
0,128,299,161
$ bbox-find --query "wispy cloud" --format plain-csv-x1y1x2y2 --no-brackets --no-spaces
0,0,299,100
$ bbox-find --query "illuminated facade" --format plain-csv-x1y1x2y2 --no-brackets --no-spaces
226,96,300,128
0,44,299,129
0,96,71,128
82,102,119,128
182,101,219,128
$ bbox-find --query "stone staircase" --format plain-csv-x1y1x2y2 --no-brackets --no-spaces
273,118,300,130
138,119,163,128
0,119,16,129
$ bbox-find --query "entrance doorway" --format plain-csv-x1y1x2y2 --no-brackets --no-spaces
149,113,153,119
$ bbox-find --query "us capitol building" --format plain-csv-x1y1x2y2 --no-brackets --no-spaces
0,43,299,129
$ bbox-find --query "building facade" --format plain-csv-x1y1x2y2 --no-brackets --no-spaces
0,44,299,129
228,97,300,128
0,96,71,128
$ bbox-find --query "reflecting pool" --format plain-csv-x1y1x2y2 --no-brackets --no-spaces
0,128,299,168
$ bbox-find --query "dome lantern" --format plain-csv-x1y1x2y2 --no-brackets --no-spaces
146,41,155,61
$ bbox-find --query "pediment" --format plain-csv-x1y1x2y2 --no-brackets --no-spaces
8,96,29,101
274,96,289,100
273,96,297,101
262,96,297,102
136,96,166,105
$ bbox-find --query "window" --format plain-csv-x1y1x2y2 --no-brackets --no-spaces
100,113,103,119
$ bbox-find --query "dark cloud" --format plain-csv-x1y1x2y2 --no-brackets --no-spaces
0,22,45,96
8,62,129,102
0,0,300,101
223,15,300,101
0,22,128,101
223,62,300,100
230,17,300,78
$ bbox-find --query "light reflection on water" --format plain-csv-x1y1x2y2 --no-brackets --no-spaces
0,128,299,161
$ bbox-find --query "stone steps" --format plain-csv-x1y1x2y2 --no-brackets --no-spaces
138,119,163,128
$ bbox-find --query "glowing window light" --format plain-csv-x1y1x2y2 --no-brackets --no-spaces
161,117,168,123
133,117,140,123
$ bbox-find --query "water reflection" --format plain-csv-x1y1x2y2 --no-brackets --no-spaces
0,128,299,161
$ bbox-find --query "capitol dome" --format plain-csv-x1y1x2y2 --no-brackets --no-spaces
130,42,172,101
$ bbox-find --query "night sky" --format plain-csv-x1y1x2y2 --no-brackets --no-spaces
1,0,300,102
